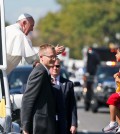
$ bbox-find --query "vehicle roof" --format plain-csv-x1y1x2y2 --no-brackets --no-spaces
10,65,68,75
15,65,33,68
14,65,67,70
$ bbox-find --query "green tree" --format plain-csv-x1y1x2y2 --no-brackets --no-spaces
33,0,120,59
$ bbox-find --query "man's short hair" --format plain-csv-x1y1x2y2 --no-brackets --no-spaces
39,43,55,56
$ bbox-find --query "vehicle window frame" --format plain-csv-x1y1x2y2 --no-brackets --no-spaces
0,70,5,99
0,1,7,69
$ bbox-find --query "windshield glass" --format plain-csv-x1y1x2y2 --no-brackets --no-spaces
8,68,32,90
96,66,119,80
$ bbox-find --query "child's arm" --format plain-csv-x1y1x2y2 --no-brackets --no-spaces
114,72,119,79
114,72,120,92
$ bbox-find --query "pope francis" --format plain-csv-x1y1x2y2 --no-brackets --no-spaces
5,13,65,74
6,13,37,74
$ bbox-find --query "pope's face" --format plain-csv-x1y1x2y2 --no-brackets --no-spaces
23,18,34,35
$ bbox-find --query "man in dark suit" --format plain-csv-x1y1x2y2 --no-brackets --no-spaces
49,58,78,134
51,80,67,134
21,44,57,134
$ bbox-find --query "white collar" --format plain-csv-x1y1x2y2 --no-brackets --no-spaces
14,23,23,32
51,75,60,85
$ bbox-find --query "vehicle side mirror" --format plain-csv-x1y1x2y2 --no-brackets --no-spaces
74,81,81,87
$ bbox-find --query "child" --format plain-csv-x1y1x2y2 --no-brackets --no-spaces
102,48,120,134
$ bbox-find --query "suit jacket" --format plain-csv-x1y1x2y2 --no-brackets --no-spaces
60,76,77,134
21,63,56,134
52,84,67,134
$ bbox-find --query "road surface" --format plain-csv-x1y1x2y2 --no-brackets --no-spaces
76,99,115,134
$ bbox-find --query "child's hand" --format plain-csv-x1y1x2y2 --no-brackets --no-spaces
55,44,65,55
114,72,120,78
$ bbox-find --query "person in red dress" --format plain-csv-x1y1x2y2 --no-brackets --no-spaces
102,48,120,134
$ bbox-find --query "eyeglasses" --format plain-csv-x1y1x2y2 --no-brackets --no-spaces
53,65,60,68
43,54,56,60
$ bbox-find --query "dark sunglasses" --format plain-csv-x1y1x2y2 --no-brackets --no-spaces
53,65,60,68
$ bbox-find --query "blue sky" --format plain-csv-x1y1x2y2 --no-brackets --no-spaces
4,0,61,25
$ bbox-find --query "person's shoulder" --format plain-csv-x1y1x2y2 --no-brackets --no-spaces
61,77,74,89
32,64,47,74
6,24,16,30
29,66,44,79
6,24,23,35
61,76,73,83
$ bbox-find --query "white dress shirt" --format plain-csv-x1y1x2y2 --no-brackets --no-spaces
51,75,60,85
56,75,60,85
6,23,37,74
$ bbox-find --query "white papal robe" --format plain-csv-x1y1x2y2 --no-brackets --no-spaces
6,23,37,74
